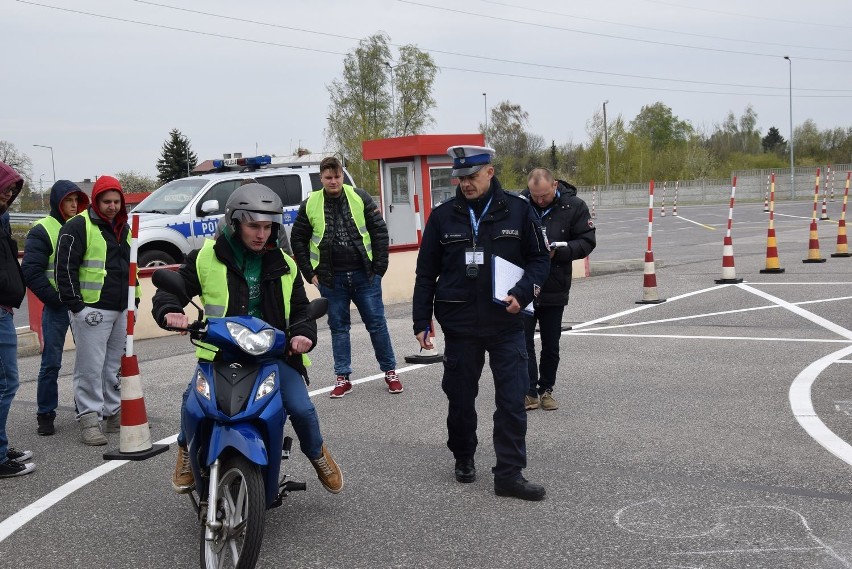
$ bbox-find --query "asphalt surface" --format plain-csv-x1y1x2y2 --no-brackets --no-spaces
3,197,852,568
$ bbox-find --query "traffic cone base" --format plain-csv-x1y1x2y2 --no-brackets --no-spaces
759,268,786,273
803,258,827,263
830,253,852,258
715,277,744,284
103,356,170,461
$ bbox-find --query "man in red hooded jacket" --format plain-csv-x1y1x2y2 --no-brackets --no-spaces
55,175,138,446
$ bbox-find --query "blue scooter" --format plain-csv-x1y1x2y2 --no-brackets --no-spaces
152,269,327,569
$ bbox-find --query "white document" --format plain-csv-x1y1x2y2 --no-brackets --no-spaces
491,255,534,316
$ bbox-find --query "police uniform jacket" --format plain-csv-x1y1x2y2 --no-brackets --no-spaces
412,177,550,337
520,180,596,307
290,187,389,287
151,235,317,369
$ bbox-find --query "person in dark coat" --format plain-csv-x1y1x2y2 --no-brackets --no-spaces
0,160,35,477
412,145,550,501
22,180,89,435
520,168,596,411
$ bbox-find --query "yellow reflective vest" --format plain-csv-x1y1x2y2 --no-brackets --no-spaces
78,214,141,304
304,185,372,270
193,239,304,363
33,216,61,290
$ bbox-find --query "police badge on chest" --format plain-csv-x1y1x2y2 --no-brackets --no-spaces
465,247,484,279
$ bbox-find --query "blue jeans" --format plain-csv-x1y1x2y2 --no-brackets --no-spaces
36,304,71,415
523,305,565,396
318,271,396,376
177,360,324,460
0,307,20,463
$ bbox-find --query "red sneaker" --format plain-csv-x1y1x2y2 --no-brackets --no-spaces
330,376,352,399
384,370,403,394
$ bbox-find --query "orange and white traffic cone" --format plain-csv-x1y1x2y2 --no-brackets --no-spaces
104,214,169,461
637,250,665,304
832,172,852,258
103,355,169,460
404,319,443,364
715,236,743,283
803,220,827,263
760,173,785,273
715,177,743,283
637,180,665,304
803,169,827,264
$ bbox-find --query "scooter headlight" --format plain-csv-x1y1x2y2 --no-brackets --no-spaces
226,322,275,356
195,370,211,400
255,371,276,401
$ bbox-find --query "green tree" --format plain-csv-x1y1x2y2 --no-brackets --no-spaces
392,44,438,136
325,33,437,193
116,170,159,194
156,128,197,184
629,102,693,151
481,101,544,186
761,126,786,154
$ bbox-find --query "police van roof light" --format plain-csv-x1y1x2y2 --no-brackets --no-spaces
212,155,272,169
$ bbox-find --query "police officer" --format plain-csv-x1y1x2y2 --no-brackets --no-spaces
412,145,550,501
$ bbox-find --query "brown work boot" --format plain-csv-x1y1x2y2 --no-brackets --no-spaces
524,395,540,410
540,390,559,411
172,445,195,494
310,444,344,494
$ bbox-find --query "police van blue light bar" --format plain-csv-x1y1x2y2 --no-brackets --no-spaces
212,155,273,169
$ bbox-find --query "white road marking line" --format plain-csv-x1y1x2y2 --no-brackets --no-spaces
737,284,852,340
567,332,849,343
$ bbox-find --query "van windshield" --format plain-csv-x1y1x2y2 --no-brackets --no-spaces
133,178,208,214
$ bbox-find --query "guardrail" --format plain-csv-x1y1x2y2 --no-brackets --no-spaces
8,213,44,224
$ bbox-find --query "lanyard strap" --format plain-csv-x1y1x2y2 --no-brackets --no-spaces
535,189,560,222
468,196,493,245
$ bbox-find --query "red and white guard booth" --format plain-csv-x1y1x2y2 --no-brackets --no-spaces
362,133,485,250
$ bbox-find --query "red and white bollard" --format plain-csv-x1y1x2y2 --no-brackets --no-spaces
637,180,665,304
672,180,679,217
104,214,170,461
715,176,743,284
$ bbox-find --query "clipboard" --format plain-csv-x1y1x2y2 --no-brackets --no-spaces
491,255,534,316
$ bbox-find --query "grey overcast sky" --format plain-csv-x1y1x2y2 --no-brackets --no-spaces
5,0,851,184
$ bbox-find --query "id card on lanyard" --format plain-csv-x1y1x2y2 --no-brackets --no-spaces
465,196,492,278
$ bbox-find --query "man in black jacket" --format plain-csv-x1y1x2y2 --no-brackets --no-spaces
22,180,89,435
290,156,401,398
413,146,550,501
0,160,35,477
520,168,596,411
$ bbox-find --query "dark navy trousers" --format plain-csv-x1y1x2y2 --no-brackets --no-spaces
441,330,529,481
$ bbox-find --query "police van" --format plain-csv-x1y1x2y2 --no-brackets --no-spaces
132,155,354,267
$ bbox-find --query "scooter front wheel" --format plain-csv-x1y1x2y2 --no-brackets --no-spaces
200,455,266,569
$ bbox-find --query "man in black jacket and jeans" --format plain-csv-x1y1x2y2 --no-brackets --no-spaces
291,157,401,398
520,168,596,411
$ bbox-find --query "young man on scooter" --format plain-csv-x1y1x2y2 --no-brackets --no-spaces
152,184,344,495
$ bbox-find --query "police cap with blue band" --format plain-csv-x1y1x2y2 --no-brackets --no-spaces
448,145,496,177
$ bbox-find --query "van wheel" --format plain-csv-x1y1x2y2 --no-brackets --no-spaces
138,250,177,268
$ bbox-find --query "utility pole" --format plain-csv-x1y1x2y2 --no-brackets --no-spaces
603,100,610,188
482,93,488,144
784,56,794,198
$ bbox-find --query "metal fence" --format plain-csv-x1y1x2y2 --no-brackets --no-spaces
576,164,852,207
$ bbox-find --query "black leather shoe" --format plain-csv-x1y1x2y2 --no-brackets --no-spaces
454,458,476,483
494,477,546,501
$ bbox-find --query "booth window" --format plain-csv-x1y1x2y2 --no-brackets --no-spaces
429,167,456,207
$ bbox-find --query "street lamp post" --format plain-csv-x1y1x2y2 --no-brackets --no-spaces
33,144,55,184
784,56,794,198
602,100,610,188
482,93,488,143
